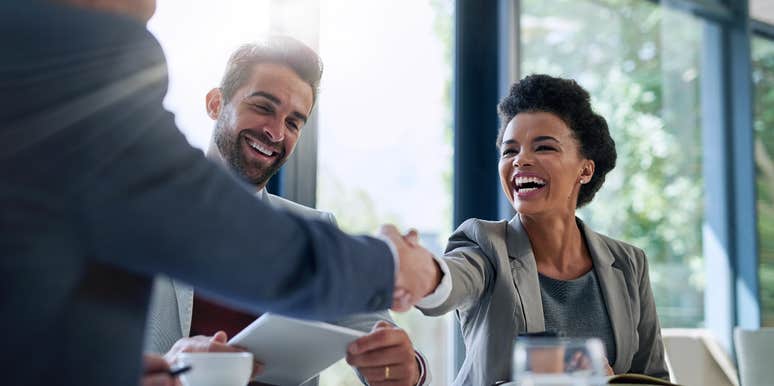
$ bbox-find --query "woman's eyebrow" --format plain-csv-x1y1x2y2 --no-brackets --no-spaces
534,135,560,143
501,136,560,146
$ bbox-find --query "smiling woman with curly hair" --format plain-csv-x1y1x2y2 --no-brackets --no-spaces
417,74,669,385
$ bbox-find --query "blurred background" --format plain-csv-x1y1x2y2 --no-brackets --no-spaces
148,0,774,384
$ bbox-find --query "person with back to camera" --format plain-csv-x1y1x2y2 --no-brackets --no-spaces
415,74,669,385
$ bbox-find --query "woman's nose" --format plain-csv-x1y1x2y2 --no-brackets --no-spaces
513,151,533,168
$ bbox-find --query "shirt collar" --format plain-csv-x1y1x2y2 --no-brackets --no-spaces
257,188,268,201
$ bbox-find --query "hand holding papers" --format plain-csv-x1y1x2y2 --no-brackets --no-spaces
379,225,443,312
346,321,422,385
229,314,366,386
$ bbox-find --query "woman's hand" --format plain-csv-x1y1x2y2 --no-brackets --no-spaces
603,357,614,376
567,351,614,376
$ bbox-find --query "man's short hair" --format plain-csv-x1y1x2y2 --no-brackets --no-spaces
220,36,323,106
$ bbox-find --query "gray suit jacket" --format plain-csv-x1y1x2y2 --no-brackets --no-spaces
0,3,395,386
144,191,396,386
419,216,668,385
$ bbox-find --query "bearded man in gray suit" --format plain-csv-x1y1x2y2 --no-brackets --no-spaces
144,38,430,386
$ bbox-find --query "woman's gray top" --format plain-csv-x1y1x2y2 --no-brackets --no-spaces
539,270,618,364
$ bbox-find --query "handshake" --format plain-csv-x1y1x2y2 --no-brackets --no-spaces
379,225,444,312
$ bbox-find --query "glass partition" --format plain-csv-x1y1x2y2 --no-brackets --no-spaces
148,0,272,149
149,0,455,382
315,0,454,384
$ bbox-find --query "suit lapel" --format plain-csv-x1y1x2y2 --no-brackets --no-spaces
579,220,633,371
172,281,194,337
506,216,545,333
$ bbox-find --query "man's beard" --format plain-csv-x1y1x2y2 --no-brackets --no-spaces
212,119,286,188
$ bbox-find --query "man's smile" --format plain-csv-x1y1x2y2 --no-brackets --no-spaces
242,133,280,160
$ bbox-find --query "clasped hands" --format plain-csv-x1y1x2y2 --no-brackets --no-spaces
380,225,443,312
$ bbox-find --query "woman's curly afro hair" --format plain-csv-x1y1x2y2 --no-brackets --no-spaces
497,74,617,207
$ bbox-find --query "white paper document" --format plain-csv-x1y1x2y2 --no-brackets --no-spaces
229,313,366,386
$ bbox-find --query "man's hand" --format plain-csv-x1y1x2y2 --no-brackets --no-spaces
346,321,420,386
164,331,264,379
140,353,180,386
380,225,442,311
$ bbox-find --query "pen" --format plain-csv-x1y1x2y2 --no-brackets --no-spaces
147,364,192,378
168,364,192,377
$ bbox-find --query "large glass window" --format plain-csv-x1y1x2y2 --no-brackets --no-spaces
315,0,454,384
521,0,705,327
753,35,774,327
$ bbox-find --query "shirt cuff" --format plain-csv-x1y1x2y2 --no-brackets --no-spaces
377,235,400,287
414,350,430,386
415,256,451,309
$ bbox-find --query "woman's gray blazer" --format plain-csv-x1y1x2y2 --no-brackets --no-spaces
418,216,668,386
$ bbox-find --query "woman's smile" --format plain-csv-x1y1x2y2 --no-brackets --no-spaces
512,173,548,199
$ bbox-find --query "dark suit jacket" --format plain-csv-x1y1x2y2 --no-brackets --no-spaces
0,2,394,386
419,217,669,385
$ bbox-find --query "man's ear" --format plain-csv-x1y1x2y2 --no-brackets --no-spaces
205,88,223,120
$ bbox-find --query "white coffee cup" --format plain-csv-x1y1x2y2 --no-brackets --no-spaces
177,352,253,386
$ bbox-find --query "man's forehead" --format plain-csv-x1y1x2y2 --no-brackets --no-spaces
236,63,313,111
245,64,309,93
